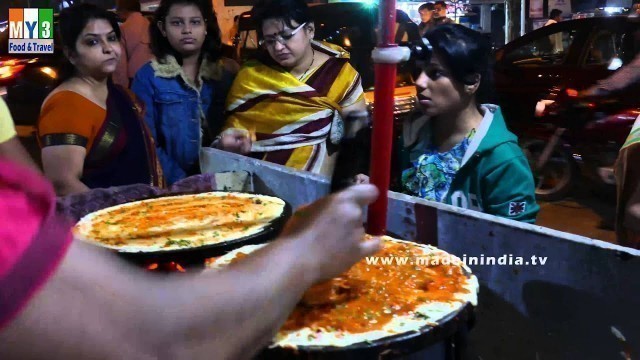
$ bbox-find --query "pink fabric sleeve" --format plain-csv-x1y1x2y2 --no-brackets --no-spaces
0,160,73,330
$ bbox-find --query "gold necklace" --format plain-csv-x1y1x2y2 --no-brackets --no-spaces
298,48,315,80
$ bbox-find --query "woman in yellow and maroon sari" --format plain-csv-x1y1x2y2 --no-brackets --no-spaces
215,0,367,177
37,4,163,196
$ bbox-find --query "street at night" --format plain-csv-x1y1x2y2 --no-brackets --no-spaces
537,186,616,243
1,0,639,358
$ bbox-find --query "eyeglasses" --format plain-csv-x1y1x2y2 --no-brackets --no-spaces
259,23,307,47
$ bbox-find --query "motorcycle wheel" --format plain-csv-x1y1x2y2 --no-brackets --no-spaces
521,139,577,202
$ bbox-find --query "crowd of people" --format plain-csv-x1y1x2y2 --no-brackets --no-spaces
1,0,639,355
417,1,453,36
0,2,636,235
30,0,541,220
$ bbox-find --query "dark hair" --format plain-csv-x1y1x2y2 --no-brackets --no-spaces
396,9,411,23
117,0,141,12
419,2,435,12
150,0,222,63
57,4,121,82
434,1,447,7
550,9,562,18
422,24,493,103
251,0,312,38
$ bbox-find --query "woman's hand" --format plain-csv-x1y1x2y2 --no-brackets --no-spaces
354,174,370,184
215,128,252,155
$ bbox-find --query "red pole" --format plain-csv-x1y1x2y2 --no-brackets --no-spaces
366,1,397,236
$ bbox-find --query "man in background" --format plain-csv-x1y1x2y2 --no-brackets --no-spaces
433,1,453,26
113,0,153,88
544,9,564,53
396,10,420,43
229,15,240,46
544,8,562,26
418,2,435,36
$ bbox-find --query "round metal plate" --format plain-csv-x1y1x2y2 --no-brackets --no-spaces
257,303,475,360
78,190,292,265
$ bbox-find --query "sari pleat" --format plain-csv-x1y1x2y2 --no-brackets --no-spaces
38,85,164,189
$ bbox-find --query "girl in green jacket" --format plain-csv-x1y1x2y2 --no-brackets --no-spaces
359,24,539,223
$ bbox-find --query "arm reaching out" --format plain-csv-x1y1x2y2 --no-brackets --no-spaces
0,185,380,359
0,137,40,173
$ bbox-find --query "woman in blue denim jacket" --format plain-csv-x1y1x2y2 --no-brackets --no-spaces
132,0,238,184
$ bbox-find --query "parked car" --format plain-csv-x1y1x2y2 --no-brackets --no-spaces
494,16,640,135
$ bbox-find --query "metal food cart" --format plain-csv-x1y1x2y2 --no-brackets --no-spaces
201,147,640,359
